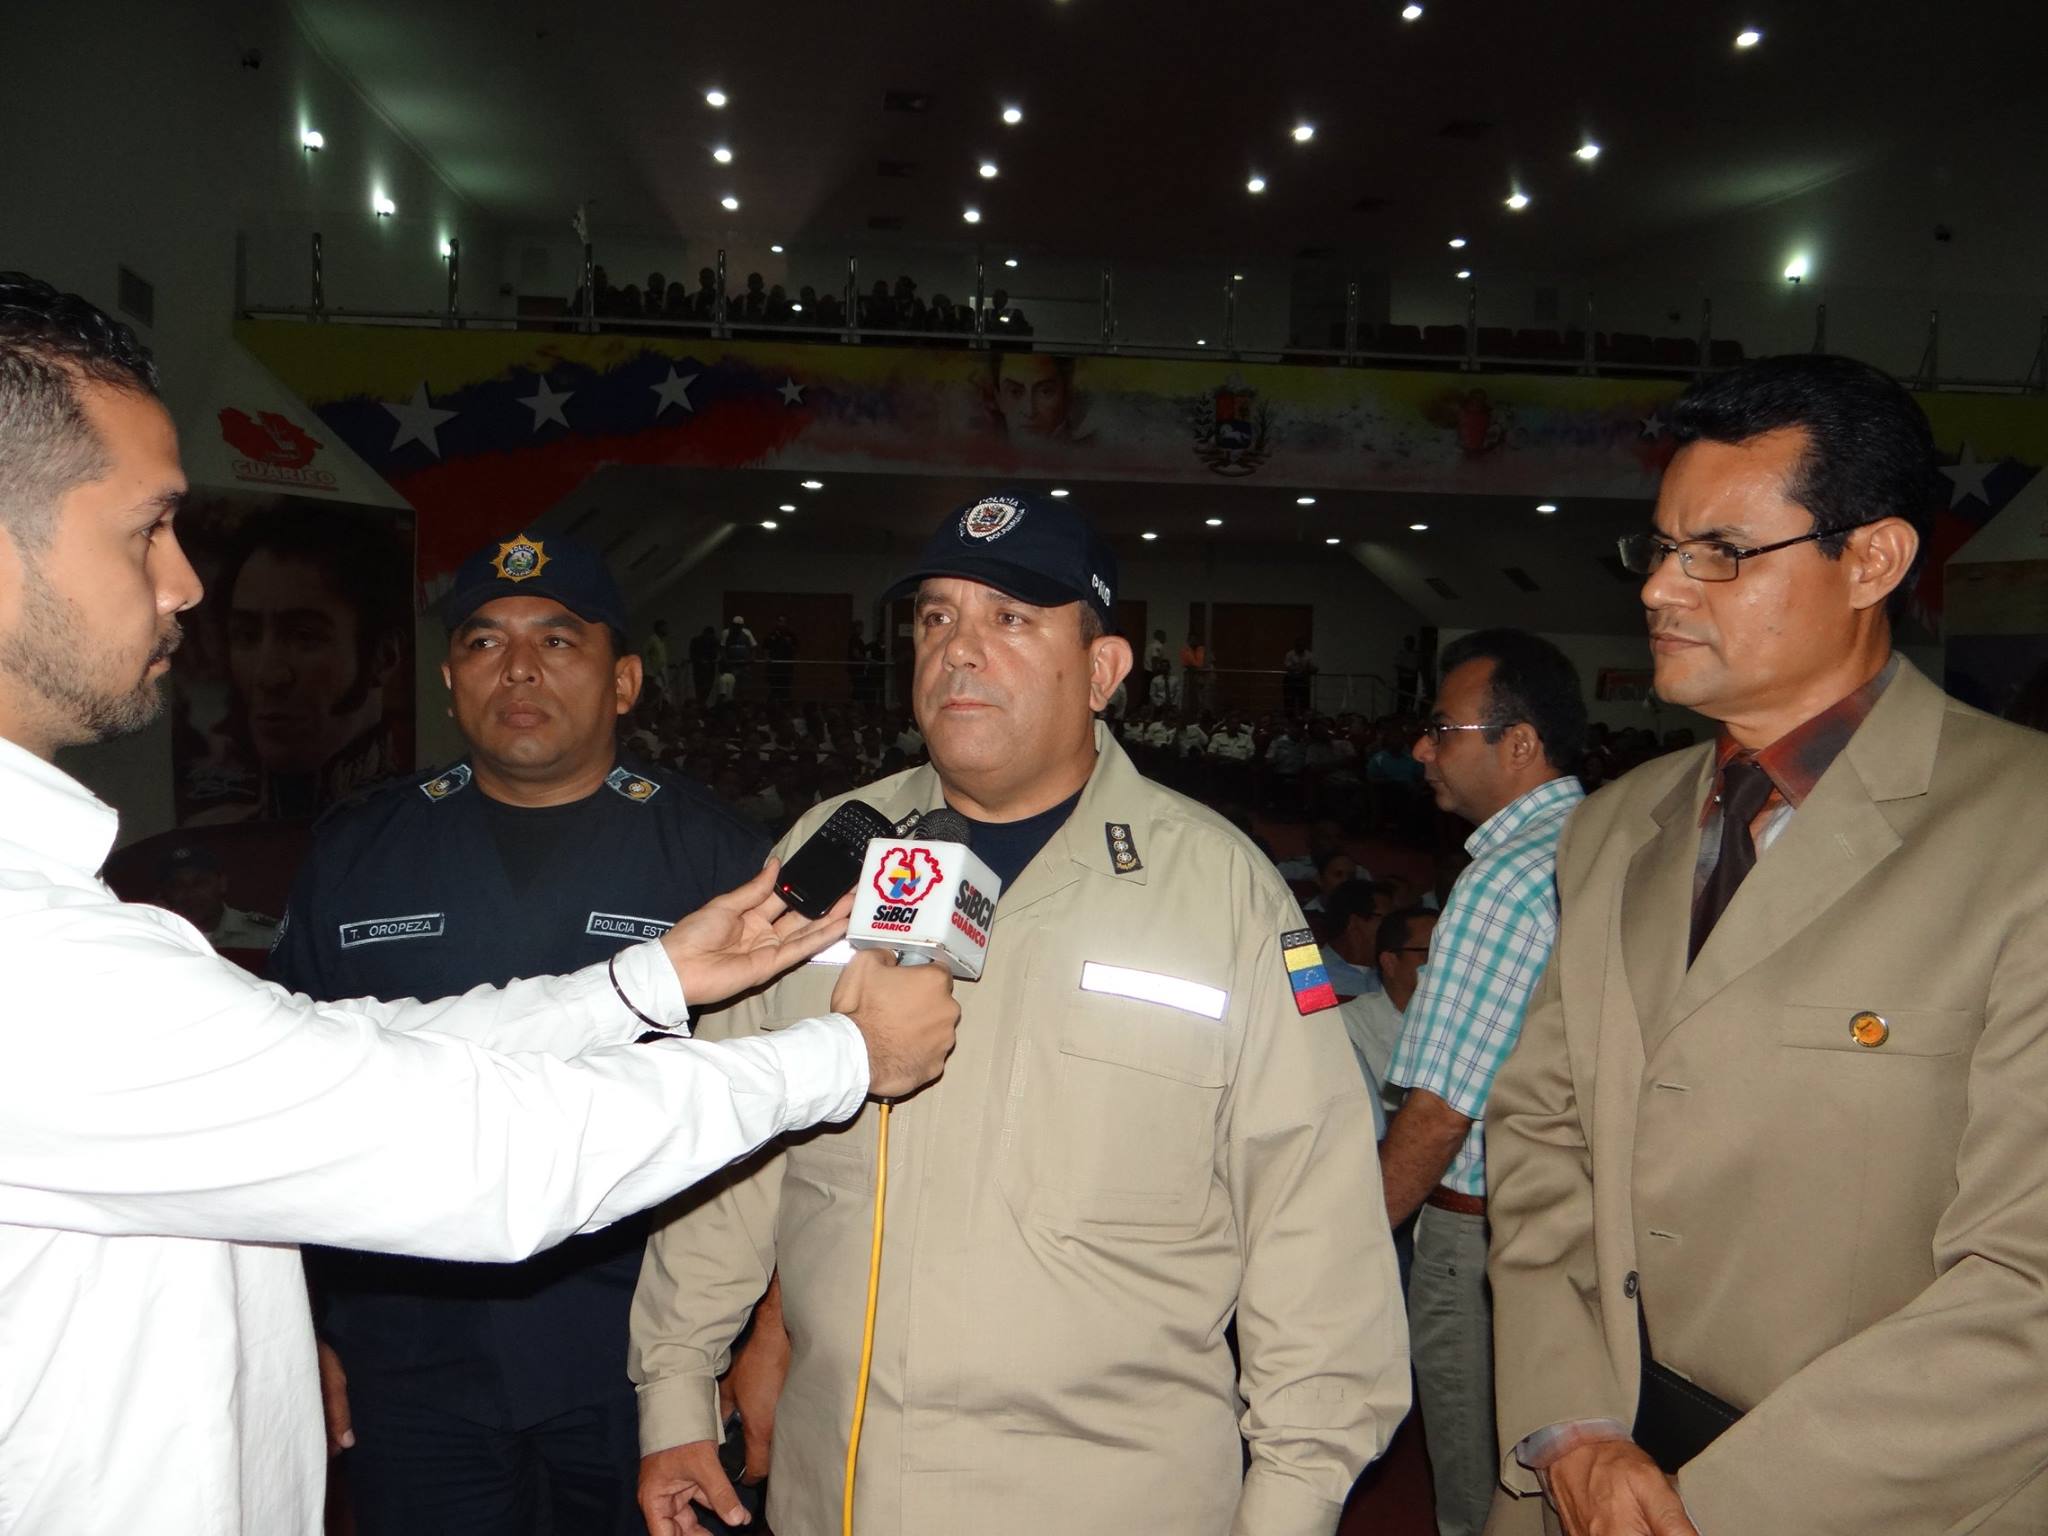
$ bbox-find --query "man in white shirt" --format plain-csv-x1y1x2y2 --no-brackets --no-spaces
1335,898,1437,1130
0,273,960,1536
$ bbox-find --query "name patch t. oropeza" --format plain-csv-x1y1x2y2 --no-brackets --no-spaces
339,913,448,948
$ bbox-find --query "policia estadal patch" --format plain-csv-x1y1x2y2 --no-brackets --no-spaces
1281,927,1339,1014
1104,822,1143,874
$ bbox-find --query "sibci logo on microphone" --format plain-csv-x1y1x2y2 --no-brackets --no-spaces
848,835,1002,979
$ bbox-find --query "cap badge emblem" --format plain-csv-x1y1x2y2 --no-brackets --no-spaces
492,536,549,583
961,498,1024,542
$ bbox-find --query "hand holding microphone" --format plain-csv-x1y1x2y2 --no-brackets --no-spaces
830,950,959,1098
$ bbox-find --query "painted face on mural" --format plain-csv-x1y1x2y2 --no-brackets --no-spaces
228,551,395,774
994,353,1075,438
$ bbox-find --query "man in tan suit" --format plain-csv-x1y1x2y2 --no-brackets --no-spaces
1487,353,2048,1534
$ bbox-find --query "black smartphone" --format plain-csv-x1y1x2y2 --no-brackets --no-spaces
772,799,894,918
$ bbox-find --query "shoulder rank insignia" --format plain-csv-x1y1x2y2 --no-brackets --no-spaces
1104,821,1143,874
419,763,472,802
491,536,549,583
607,766,662,804
1281,926,1338,1015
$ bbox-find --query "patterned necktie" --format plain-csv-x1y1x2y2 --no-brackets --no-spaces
1689,757,1776,962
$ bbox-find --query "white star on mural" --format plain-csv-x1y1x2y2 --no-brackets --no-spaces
778,377,806,406
383,381,458,457
519,377,574,431
650,367,699,417
1940,441,1996,509
1638,411,1666,441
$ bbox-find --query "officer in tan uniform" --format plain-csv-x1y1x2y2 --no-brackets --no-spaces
631,490,1409,1536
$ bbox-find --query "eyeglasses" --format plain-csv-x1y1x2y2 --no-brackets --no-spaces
1421,720,1495,745
1617,517,1884,583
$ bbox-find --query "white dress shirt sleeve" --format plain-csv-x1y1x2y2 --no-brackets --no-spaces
0,899,868,1263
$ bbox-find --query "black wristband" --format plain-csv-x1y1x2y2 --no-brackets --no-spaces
608,952,669,1033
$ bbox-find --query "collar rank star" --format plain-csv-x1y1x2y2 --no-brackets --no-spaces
606,766,662,803
419,763,473,802
1281,926,1338,1015
1104,821,1143,874
491,535,549,582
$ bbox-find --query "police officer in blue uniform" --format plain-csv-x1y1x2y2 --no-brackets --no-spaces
272,532,767,1536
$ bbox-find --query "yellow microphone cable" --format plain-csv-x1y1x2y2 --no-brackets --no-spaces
840,1100,891,1536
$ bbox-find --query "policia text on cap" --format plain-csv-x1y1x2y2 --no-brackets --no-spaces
0,272,959,1536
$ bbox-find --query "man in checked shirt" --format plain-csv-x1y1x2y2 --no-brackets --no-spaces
1380,628,1587,1536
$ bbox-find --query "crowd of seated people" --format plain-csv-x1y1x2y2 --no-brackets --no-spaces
562,266,1031,338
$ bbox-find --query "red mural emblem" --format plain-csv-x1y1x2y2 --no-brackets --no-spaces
219,408,324,468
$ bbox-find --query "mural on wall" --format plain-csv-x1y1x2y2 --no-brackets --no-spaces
231,322,2048,635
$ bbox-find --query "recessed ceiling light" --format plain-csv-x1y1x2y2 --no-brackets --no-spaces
979,160,999,179
1448,236,1467,249
1232,271,1245,281
1292,123,1315,143
1003,256,1019,267
1735,27,1762,47
713,146,733,164
789,303,803,312
1783,253,1810,282
1401,2,1424,18
1246,175,1267,194
1505,190,1530,211
372,195,396,217
439,239,453,258
800,479,824,490
1409,522,1429,531
1002,105,1024,125
301,129,325,151
1576,141,1601,162
760,520,778,530
1296,495,1317,505
779,503,796,512
1049,488,1070,498
1325,536,1342,545
770,243,784,253
1206,517,1224,527
1536,502,1558,513
963,206,982,223
1141,531,1159,541
705,88,728,108
1455,268,1472,280
1196,338,1207,346
720,194,740,211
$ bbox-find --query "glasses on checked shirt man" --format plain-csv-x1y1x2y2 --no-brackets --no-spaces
1616,515,1886,582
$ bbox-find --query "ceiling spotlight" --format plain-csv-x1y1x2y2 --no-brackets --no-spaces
1296,495,1317,506
439,239,453,258
1196,338,1207,346
301,129,325,151
1448,236,1467,249
1784,253,1809,282
713,146,733,164
979,160,999,179
1401,2,1424,17
1141,531,1159,541
789,302,803,312
1292,123,1315,143
963,206,982,224
720,194,740,211
1002,105,1024,125
372,195,396,217
1325,536,1342,545
1232,271,1245,281
1576,141,1602,162
1246,175,1267,194
1505,190,1530,211
1735,27,1762,47
1455,268,1472,280
1049,488,1070,497
770,243,785,254
1409,522,1430,531
800,480,824,490
778,503,796,512
759,520,779,530
705,88,728,107
1004,256,1019,268
1206,517,1224,527
1536,502,1558,514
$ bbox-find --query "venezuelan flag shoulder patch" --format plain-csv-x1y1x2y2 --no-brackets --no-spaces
1281,926,1338,1015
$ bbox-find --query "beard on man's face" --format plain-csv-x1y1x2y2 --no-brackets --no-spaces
0,568,183,747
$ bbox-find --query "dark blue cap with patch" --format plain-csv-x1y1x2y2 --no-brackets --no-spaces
442,532,629,635
881,489,1118,629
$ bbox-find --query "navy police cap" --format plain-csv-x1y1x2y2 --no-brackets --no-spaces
442,532,629,635
882,490,1117,630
